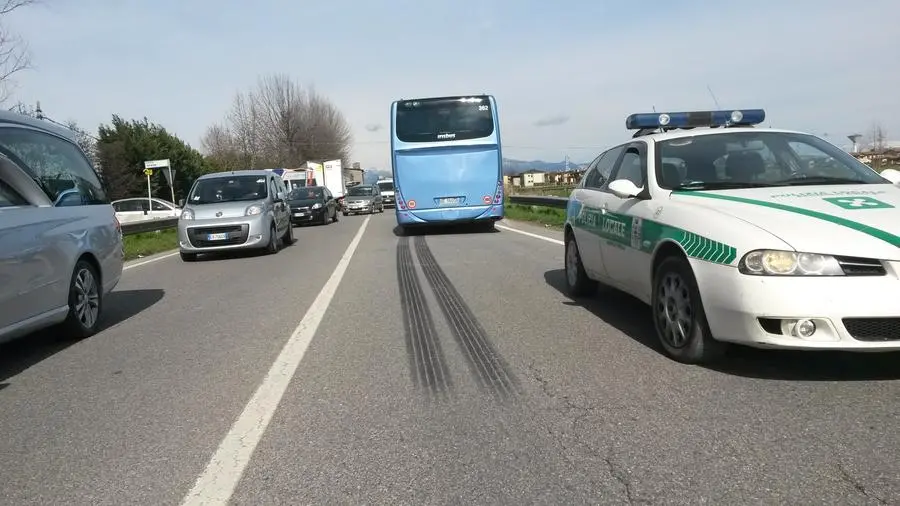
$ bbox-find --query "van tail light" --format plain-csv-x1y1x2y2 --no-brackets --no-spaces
114,215,122,235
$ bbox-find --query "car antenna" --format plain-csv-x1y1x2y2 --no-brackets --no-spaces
706,84,722,109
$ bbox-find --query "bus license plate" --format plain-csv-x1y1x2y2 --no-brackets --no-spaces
438,197,460,206
207,233,228,240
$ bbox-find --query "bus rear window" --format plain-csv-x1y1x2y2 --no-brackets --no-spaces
395,97,494,143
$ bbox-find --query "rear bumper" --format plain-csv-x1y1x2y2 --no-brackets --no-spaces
396,205,503,225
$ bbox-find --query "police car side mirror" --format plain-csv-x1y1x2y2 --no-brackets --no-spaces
880,168,900,184
608,179,642,199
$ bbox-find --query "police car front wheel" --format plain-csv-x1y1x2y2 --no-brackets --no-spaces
651,255,726,364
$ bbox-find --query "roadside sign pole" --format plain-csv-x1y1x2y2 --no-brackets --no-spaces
167,166,176,205
144,158,175,206
143,168,153,209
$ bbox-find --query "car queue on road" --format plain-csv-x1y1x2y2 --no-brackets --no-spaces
4,104,900,368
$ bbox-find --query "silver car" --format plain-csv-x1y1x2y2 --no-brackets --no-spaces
177,170,294,261
341,184,384,216
0,110,124,344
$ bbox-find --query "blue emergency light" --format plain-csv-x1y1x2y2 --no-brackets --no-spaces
625,109,766,130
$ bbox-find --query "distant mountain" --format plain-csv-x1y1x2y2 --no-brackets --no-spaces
360,160,584,181
502,158,586,175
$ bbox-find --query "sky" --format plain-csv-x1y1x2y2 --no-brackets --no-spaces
6,0,900,171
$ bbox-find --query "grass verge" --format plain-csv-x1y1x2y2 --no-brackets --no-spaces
123,228,178,261
504,202,566,228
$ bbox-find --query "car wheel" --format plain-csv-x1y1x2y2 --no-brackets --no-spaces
333,209,339,222
283,221,294,245
564,233,597,297
61,259,102,339
321,211,329,225
651,255,726,364
342,211,348,216
266,224,279,254
180,251,197,262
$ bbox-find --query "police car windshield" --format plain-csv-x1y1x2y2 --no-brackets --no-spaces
657,131,886,190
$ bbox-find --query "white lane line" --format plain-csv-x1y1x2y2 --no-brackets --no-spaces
496,223,564,246
123,250,179,270
180,215,372,506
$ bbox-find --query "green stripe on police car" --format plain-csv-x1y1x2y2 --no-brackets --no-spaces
570,207,737,265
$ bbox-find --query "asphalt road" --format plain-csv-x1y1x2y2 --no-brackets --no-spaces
1,213,899,505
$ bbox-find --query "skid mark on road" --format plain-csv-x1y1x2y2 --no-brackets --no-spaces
413,235,520,401
396,236,452,397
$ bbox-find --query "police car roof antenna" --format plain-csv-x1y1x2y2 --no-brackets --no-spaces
706,85,729,128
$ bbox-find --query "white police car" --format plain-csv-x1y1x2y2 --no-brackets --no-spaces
563,108,900,364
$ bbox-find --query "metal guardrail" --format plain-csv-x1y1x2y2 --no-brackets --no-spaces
508,195,569,209
121,217,178,236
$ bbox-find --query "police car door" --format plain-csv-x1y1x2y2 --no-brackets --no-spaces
596,142,654,297
570,145,623,280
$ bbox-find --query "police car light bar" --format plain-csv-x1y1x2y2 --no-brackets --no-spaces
625,109,766,130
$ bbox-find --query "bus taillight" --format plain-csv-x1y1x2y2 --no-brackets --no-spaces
493,181,503,204
396,191,406,210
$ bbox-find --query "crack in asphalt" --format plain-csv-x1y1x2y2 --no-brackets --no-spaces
528,362,640,505
836,459,889,505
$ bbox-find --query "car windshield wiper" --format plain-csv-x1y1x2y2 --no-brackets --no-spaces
672,181,781,191
774,176,870,186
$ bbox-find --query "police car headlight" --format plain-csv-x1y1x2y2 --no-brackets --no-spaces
739,249,844,276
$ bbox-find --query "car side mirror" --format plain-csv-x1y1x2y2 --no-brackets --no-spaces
276,191,286,201
880,168,900,184
178,198,185,207
608,179,643,199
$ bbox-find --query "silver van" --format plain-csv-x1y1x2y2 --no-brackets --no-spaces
0,110,124,344
176,170,294,261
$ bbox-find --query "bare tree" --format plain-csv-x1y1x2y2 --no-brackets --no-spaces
201,122,233,156
251,74,297,166
227,90,264,168
870,122,887,152
205,73,353,170
201,122,243,171
299,87,352,163
0,0,37,104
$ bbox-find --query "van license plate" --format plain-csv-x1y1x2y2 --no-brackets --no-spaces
207,233,228,240
438,197,460,206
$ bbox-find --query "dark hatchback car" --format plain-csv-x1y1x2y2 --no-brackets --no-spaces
287,186,339,226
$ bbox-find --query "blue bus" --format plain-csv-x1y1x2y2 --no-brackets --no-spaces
390,94,504,232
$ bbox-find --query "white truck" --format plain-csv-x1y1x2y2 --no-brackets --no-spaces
376,176,395,207
279,160,347,204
